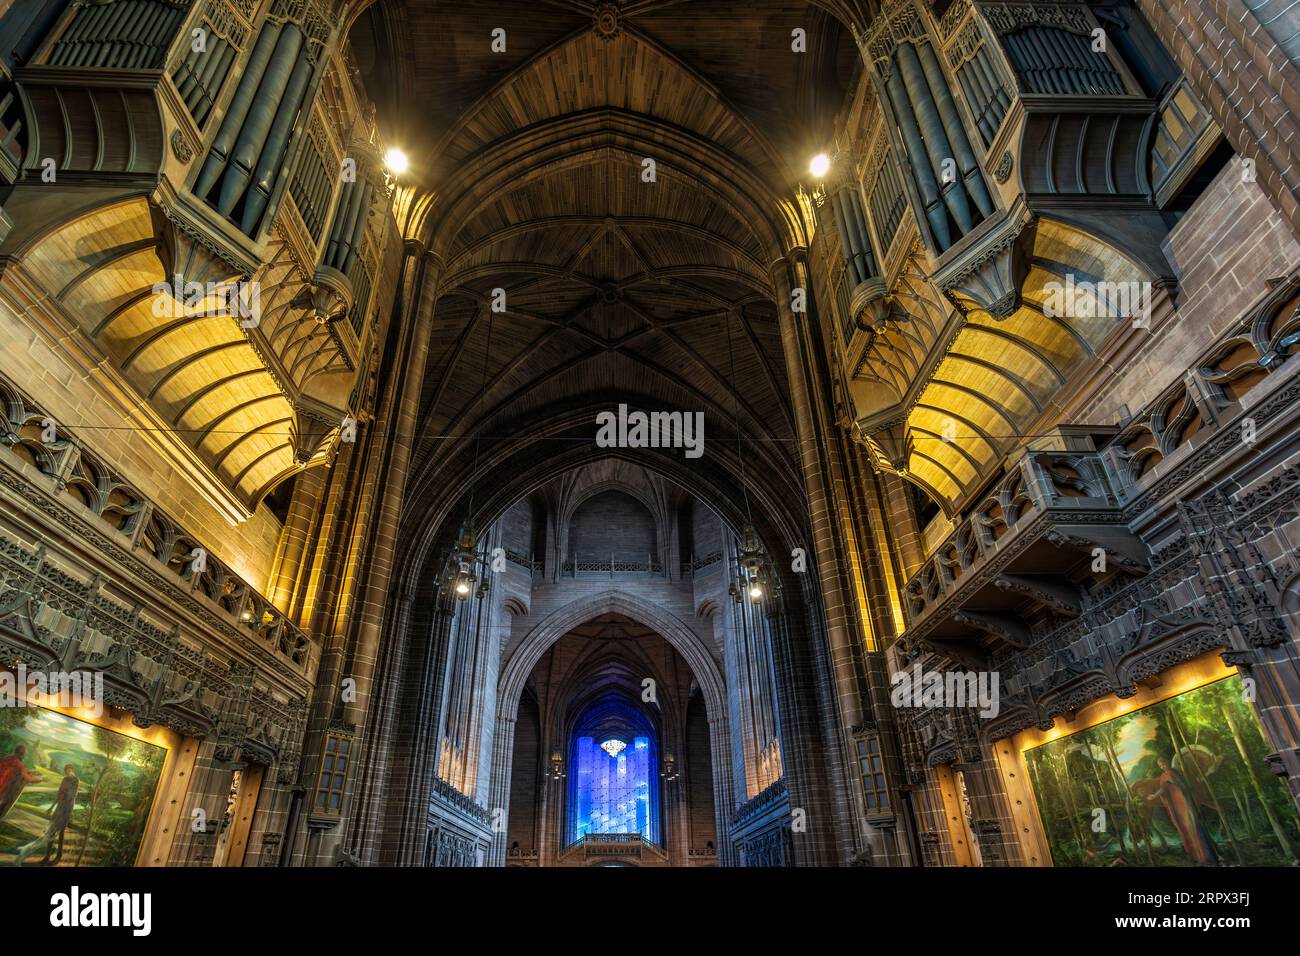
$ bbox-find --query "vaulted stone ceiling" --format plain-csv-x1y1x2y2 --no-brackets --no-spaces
352,0,863,542
350,0,860,184
525,621,697,733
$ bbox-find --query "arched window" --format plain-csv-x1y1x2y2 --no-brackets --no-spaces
566,697,660,844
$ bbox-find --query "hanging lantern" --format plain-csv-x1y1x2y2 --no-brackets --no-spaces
733,523,772,603
547,751,566,781
441,524,487,600
660,752,679,782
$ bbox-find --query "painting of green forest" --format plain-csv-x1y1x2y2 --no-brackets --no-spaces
1024,675,1300,866
0,705,167,866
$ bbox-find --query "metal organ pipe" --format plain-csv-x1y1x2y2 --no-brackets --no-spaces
846,189,878,279
895,42,976,235
830,190,860,283
220,24,303,218
342,181,374,277
916,42,994,218
195,21,282,200
884,67,952,250
244,38,315,232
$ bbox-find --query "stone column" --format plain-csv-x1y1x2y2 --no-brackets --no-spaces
341,245,442,732
266,463,328,613
290,239,441,865
486,712,517,866
773,251,897,862
707,714,739,866
769,254,868,733
368,588,457,864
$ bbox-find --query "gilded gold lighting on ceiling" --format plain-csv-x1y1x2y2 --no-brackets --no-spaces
809,153,831,178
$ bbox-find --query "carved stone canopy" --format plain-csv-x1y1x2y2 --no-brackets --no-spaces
305,265,355,326
935,206,1035,319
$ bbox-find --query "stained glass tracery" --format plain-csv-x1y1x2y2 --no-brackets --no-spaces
570,734,658,843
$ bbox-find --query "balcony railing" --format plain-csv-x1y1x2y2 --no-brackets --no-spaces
558,833,668,864
0,371,313,672
502,548,543,575
901,448,1149,658
562,553,664,576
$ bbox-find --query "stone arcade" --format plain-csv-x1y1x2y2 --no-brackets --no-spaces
0,0,1296,871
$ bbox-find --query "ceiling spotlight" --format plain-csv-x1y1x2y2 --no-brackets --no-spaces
384,147,409,175
809,153,831,178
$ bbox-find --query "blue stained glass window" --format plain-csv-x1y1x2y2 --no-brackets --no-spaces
570,734,658,843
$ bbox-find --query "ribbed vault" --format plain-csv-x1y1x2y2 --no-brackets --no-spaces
853,219,1149,507
13,196,352,510
351,0,858,186
363,6,856,566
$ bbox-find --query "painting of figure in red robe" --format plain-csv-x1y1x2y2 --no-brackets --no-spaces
1024,675,1300,866
0,704,166,866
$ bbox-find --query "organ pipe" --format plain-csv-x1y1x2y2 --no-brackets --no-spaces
882,41,995,252
830,188,878,287
194,22,282,200
895,42,976,236
916,42,994,218
194,19,320,237
884,67,952,250
218,25,303,219
244,42,315,232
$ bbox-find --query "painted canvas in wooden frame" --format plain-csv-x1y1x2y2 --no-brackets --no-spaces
1023,674,1299,866
0,704,167,866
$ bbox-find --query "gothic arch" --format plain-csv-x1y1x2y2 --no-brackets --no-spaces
487,588,733,866
499,589,725,723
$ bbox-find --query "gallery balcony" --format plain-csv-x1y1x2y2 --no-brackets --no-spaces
899,447,1149,665
0,0,388,516
556,833,669,867
830,1,1226,494
0,368,316,675
561,552,666,578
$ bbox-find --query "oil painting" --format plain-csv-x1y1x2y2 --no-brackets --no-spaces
0,705,166,866
1024,675,1300,866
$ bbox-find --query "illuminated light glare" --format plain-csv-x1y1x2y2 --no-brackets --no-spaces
384,147,409,175
600,738,627,758
749,584,764,600
809,153,831,178
455,580,470,596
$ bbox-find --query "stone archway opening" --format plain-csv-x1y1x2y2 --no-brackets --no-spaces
498,605,722,867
